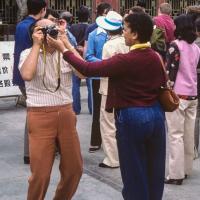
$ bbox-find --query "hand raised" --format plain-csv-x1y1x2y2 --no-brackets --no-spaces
32,26,44,46
47,35,65,53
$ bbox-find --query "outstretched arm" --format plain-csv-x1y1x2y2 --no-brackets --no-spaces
47,32,85,79
47,33,127,78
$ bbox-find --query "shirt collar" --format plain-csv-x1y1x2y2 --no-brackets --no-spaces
130,42,151,51
107,34,122,40
96,27,107,35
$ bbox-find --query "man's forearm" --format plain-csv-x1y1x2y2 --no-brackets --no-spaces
20,44,40,81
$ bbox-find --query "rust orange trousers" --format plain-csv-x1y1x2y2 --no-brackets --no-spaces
27,104,83,200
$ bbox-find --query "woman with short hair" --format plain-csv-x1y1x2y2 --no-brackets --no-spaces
48,13,166,200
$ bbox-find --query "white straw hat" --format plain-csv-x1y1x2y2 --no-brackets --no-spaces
96,11,123,31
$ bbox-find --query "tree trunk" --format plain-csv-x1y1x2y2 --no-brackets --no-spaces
16,0,27,22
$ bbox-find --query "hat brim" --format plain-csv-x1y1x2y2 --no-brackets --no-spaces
96,16,122,31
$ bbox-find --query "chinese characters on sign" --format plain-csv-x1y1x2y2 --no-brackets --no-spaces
0,66,12,87
0,41,21,97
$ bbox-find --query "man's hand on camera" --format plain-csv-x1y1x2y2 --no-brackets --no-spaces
47,35,66,53
32,26,44,47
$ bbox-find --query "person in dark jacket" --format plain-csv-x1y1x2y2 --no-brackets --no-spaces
13,0,46,164
84,2,112,153
70,6,92,115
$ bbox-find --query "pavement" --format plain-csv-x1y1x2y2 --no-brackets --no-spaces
0,85,200,200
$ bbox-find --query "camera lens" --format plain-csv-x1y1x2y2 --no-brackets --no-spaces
45,25,58,38
48,29,58,38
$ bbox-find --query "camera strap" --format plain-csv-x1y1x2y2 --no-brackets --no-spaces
42,44,61,93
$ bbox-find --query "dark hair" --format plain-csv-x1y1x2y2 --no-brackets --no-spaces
137,0,146,8
96,3,112,17
186,6,200,23
124,13,153,43
77,5,90,22
108,27,123,36
122,9,129,17
59,11,73,24
27,0,46,15
195,17,200,32
174,14,197,44
130,6,145,14
44,8,59,19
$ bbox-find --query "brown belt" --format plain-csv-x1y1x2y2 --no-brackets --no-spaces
178,95,197,100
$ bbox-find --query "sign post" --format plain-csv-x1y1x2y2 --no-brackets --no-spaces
0,41,21,97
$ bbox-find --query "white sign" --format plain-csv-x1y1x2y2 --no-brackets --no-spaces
0,41,21,97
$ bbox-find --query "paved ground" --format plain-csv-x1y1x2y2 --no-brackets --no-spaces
0,86,200,200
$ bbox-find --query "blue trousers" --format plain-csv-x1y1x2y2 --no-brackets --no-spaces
115,103,166,200
72,73,92,114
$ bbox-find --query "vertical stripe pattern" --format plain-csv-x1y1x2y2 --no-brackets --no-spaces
19,48,73,107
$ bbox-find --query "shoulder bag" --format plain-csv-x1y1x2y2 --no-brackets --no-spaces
157,53,180,112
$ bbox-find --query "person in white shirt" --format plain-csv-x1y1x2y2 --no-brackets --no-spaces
19,19,83,200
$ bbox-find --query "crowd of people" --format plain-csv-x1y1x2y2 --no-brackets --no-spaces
12,0,200,199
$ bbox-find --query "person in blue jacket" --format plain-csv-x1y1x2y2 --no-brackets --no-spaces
13,0,46,164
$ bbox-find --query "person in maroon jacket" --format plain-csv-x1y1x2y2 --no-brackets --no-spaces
47,13,166,200
153,3,175,47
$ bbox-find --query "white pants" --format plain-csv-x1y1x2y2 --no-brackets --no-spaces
100,95,119,167
166,99,197,179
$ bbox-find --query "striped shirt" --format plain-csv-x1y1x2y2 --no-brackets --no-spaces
19,48,72,107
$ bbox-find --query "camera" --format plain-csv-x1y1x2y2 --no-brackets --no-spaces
40,25,59,39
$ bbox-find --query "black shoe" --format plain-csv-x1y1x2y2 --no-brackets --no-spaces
164,178,183,185
88,146,101,153
24,156,30,164
185,174,188,179
98,163,119,169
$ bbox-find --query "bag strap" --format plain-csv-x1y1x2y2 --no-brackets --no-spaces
156,52,165,68
155,52,169,88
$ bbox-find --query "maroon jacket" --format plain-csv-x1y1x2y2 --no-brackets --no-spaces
63,48,165,111
154,14,175,44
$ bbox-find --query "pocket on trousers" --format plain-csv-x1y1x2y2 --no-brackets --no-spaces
27,111,49,135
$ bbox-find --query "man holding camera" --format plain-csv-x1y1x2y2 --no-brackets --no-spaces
19,19,83,200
